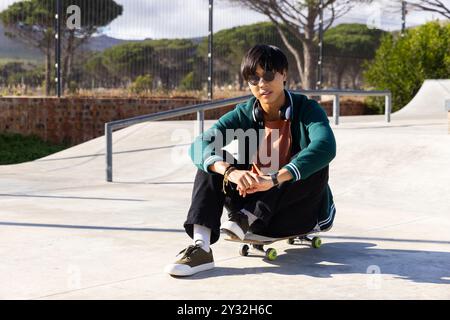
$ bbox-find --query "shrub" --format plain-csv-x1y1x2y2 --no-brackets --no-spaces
129,74,153,94
363,21,450,113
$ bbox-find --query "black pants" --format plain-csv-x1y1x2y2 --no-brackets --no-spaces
184,165,329,245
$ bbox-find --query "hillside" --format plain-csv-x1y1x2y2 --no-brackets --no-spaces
0,21,134,63
0,21,43,63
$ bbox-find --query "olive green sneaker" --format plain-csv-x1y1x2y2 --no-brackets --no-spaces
164,244,214,277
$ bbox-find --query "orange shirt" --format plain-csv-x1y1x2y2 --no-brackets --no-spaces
252,119,292,175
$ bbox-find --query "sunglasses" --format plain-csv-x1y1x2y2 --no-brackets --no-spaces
247,70,275,86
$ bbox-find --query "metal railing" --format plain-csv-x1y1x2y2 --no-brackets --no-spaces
105,89,391,182
299,89,392,125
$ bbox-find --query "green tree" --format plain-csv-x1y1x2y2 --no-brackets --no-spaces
83,52,114,87
0,0,122,95
102,42,155,85
94,39,197,90
363,21,450,112
197,22,302,90
0,61,44,87
180,71,202,90
58,0,122,94
130,74,153,94
324,23,386,88
0,0,54,95
148,39,197,90
227,0,372,89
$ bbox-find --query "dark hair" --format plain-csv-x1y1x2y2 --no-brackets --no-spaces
241,44,288,82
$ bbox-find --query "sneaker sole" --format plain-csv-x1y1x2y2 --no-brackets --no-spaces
221,221,245,240
164,262,215,277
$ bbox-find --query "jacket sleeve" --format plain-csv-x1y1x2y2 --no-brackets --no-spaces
188,106,242,173
282,100,336,181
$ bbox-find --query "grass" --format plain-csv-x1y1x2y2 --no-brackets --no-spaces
0,57,42,65
0,133,69,165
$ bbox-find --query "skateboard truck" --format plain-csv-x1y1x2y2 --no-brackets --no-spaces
287,235,322,248
234,235,322,261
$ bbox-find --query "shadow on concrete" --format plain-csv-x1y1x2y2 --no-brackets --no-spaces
36,144,190,162
0,194,146,201
114,181,194,185
36,143,190,173
184,242,450,285
0,221,185,233
321,235,450,245
335,122,445,130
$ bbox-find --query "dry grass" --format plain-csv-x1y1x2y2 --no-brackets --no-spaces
0,85,371,104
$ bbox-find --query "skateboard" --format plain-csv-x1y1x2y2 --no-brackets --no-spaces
224,232,322,261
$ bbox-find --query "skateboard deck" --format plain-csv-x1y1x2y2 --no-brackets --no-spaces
224,231,320,244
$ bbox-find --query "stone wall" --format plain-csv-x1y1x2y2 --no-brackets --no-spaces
0,97,238,146
320,99,375,116
0,96,371,146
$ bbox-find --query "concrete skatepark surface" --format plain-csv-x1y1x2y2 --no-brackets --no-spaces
0,81,449,299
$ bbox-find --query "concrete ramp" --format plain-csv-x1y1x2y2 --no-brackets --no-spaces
392,79,450,119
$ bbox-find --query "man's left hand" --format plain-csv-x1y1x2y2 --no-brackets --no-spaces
240,174,274,195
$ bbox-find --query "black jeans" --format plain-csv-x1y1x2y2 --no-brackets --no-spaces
184,165,329,245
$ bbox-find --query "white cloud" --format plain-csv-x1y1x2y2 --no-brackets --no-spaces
101,0,448,39
334,0,444,30
102,0,267,40
0,0,21,12
1,0,446,40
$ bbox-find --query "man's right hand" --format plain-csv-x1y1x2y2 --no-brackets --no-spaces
208,161,258,197
227,169,258,197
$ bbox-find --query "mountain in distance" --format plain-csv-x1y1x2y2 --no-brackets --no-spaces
0,21,43,62
1,20,206,63
82,34,206,51
81,33,132,51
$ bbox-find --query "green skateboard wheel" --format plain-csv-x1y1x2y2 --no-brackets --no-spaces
265,248,277,261
312,237,322,248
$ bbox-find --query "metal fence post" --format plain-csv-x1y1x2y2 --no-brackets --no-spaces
197,110,204,136
106,123,113,182
316,0,324,90
385,93,392,123
333,94,340,125
197,0,214,135
55,0,62,97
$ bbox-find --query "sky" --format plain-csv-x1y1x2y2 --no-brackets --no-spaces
0,0,446,40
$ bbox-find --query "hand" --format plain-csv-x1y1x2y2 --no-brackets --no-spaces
242,175,274,195
233,164,274,197
227,169,259,198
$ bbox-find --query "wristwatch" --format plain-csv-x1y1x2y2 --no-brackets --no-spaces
269,172,279,186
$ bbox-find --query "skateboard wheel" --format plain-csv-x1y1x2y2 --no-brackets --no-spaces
287,238,295,245
312,237,322,249
265,248,277,261
239,244,249,256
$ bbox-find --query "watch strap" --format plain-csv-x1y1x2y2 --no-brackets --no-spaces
270,172,279,186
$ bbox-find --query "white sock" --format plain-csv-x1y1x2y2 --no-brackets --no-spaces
240,209,258,226
193,224,211,252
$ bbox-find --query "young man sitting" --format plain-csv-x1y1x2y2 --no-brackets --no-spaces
165,44,337,277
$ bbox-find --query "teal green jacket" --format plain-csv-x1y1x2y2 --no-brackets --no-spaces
189,90,337,231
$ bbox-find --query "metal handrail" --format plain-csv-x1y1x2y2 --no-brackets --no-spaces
105,89,391,182
298,89,392,125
